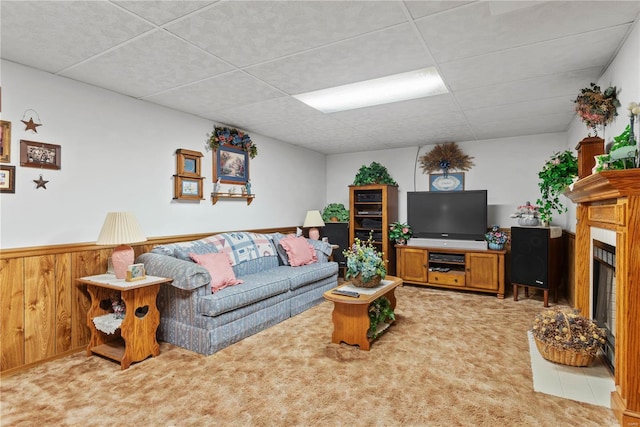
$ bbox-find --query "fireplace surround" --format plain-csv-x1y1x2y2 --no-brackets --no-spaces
565,170,640,426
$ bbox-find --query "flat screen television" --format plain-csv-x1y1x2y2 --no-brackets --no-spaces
407,190,488,241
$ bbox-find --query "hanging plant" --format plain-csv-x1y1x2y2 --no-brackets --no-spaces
574,83,620,136
536,150,578,224
353,162,397,186
419,142,474,177
206,126,258,159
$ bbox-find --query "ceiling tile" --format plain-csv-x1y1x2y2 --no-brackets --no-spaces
113,1,216,25
416,1,640,63
440,25,631,91
245,24,432,94
404,1,475,19
472,112,573,140
61,30,233,98
1,0,153,73
145,71,286,116
464,96,575,126
165,1,408,67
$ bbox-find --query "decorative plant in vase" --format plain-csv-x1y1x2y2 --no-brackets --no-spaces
389,222,412,245
574,83,620,137
343,233,387,288
536,150,578,225
484,225,509,250
368,296,395,339
531,307,606,367
321,203,349,222
510,201,541,226
353,162,397,186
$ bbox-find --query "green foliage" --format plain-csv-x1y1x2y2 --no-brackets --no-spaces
321,203,349,222
595,125,637,171
368,296,395,339
343,233,387,283
353,162,397,186
536,150,578,224
389,222,412,242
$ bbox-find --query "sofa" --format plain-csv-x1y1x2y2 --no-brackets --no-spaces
136,231,339,355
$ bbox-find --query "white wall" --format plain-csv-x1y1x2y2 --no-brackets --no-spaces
326,133,569,230
0,61,326,249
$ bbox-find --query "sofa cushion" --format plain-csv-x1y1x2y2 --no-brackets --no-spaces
278,263,339,290
190,252,243,292
271,232,295,265
279,236,317,266
175,242,218,262
197,269,290,317
136,252,210,291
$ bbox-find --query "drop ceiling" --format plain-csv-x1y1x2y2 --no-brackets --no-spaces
1,1,638,154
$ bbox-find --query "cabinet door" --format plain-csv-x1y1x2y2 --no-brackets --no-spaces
466,253,498,290
397,247,428,283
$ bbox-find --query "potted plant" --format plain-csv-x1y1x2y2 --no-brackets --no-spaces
531,307,606,367
510,201,541,226
368,296,395,339
574,83,620,137
484,225,509,250
536,150,578,225
389,221,412,245
343,233,387,288
353,162,397,186
321,203,349,222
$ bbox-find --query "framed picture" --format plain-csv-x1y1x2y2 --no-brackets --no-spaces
126,263,146,282
176,148,203,177
0,120,10,163
213,144,249,184
0,165,15,193
20,140,61,170
429,172,465,192
173,175,204,200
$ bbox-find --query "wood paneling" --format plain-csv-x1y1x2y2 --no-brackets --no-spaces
0,227,297,374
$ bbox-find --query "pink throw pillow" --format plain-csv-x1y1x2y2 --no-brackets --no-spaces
190,252,243,293
280,236,317,267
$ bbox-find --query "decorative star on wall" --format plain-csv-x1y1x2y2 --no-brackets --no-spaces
21,117,42,133
34,174,49,189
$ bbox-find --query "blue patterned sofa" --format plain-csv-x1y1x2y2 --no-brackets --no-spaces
136,232,338,355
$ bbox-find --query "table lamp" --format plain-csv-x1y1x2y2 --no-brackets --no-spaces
96,212,147,279
303,210,325,240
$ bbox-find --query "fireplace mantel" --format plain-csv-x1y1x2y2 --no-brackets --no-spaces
565,169,640,426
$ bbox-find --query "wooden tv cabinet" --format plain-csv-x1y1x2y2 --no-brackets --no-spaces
396,245,506,298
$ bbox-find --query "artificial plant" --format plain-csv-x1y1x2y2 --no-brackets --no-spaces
321,203,349,222
368,296,395,339
536,150,578,224
353,162,397,186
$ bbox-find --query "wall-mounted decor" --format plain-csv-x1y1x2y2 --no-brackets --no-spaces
429,172,465,192
0,120,10,163
420,142,474,177
206,126,257,159
173,148,204,201
21,109,43,133
0,165,16,193
33,174,49,189
213,144,249,184
20,140,61,169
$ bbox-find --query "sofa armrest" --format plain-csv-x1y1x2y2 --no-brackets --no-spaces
307,239,333,262
136,252,211,291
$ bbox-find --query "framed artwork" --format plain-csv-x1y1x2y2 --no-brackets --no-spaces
213,144,249,184
20,140,61,170
173,175,204,200
0,165,15,193
0,120,10,163
429,172,465,192
176,148,203,177
126,263,146,282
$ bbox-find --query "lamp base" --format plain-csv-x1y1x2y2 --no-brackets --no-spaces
308,227,320,240
112,244,134,279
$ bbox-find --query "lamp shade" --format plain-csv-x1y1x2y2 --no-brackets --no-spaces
303,210,325,228
96,212,146,279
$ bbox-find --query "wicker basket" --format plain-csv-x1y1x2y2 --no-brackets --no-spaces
534,337,595,367
351,273,382,288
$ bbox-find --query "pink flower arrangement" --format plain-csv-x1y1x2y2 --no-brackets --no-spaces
574,83,620,136
485,225,510,245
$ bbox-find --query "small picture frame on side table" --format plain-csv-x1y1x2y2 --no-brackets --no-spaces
20,140,61,170
126,263,146,282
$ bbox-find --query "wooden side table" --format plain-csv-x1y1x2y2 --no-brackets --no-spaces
76,274,172,370
323,275,403,350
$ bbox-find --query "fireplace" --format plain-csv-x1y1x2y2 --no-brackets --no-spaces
592,238,615,371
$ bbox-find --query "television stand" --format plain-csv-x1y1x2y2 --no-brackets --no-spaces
396,245,506,298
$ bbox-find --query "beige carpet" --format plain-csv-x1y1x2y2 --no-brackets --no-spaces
1,285,617,427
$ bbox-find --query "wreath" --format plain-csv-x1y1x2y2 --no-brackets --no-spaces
206,126,258,159
419,142,474,176
574,83,620,136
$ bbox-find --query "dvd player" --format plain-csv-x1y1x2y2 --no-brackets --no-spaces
429,253,465,263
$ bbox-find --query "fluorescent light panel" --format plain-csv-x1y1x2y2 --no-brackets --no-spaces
293,67,448,113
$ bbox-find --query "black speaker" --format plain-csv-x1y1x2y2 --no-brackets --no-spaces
511,227,551,289
323,222,349,267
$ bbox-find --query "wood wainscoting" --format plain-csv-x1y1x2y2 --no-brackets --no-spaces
0,227,296,375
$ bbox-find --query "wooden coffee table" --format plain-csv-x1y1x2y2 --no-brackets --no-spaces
323,275,403,350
